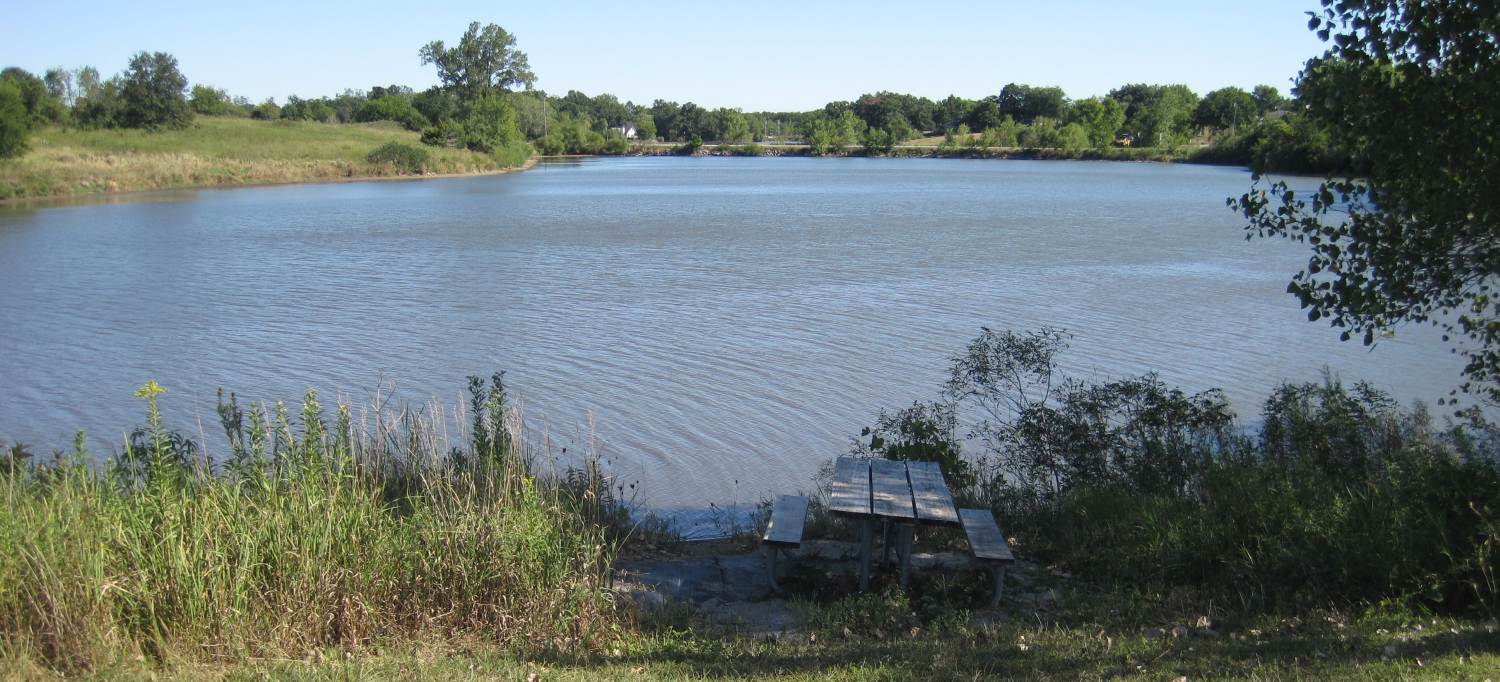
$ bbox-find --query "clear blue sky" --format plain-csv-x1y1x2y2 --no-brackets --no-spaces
3,1,1329,111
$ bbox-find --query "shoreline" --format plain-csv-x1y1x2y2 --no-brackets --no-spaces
0,157,537,207
1,151,1231,207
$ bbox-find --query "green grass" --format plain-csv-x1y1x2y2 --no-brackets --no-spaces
21,591,1498,680
0,117,528,200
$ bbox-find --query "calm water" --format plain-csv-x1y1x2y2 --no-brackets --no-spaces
0,157,1466,521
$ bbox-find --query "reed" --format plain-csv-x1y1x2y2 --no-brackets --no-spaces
0,374,625,674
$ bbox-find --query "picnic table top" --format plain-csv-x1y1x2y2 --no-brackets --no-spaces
827,456,960,526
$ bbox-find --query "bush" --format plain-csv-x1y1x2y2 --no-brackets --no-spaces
420,118,464,147
727,143,765,157
189,85,240,116
1190,114,1351,174
249,98,280,120
354,95,429,131
461,94,521,154
870,327,1500,614
366,141,430,173
280,95,334,122
854,401,975,494
862,128,894,155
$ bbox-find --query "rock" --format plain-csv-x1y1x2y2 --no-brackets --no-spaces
1144,627,1166,640
1194,615,1214,629
1171,625,1190,639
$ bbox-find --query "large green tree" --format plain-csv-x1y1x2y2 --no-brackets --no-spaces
1233,0,1500,404
1195,86,1256,131
119,52,191,129
1108,83,1200,146
420,22,535,104
0,81,30,158
1251,84,1288,114
1065,97,1125,147
996,83,1067,123
1,67,67,127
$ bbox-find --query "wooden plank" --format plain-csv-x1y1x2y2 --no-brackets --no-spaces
959,508,1015,562
763,495,809,547
907,460,960,525
828,457,871,516
870,459,916,520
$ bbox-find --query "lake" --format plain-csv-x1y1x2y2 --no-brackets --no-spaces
0,157,1466,527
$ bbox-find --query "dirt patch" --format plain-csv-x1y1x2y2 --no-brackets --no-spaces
613,539,1059,638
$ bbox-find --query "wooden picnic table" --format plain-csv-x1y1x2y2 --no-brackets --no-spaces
828,456,960,590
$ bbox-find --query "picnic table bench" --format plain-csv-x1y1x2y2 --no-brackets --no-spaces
761,494,809,593
959,508,1015,607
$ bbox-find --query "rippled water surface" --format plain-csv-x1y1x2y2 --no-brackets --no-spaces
0,157,1466,519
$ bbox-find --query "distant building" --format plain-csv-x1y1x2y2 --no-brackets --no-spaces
612,125,639,140
1116,133,1135,147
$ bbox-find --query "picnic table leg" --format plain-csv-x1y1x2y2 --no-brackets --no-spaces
765,546,782,594
990,564,1007,608
897,524,914,590
859,518,873,592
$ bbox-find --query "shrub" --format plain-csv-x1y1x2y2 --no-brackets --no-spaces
854,401,975,494
862,128,894,155
280,95,334,122
249,98,280,120
189,84,239,116
461,94,521,154
354,95,429,131
420,118,465,147
872,326,1500,614
366,141,430,173
727,143,765,157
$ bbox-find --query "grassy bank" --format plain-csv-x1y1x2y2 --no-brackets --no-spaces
0,376,625,675
0,117,525,201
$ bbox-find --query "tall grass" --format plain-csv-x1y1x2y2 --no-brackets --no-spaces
0,375,623,674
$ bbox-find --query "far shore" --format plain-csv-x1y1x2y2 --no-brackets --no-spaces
3,116,1243,205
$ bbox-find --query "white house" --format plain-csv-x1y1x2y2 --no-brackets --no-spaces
612,125,638,140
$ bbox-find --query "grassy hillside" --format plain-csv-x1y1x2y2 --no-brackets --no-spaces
0,117,523,201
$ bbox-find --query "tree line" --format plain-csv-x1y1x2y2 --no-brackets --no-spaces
2,22,1329,169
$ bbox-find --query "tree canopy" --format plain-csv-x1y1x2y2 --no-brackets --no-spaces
119,52,191,129
0,81,30,158
1233,0,1500,405
996,83,1067,124
1196,86,1256,131
420,22,535,104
